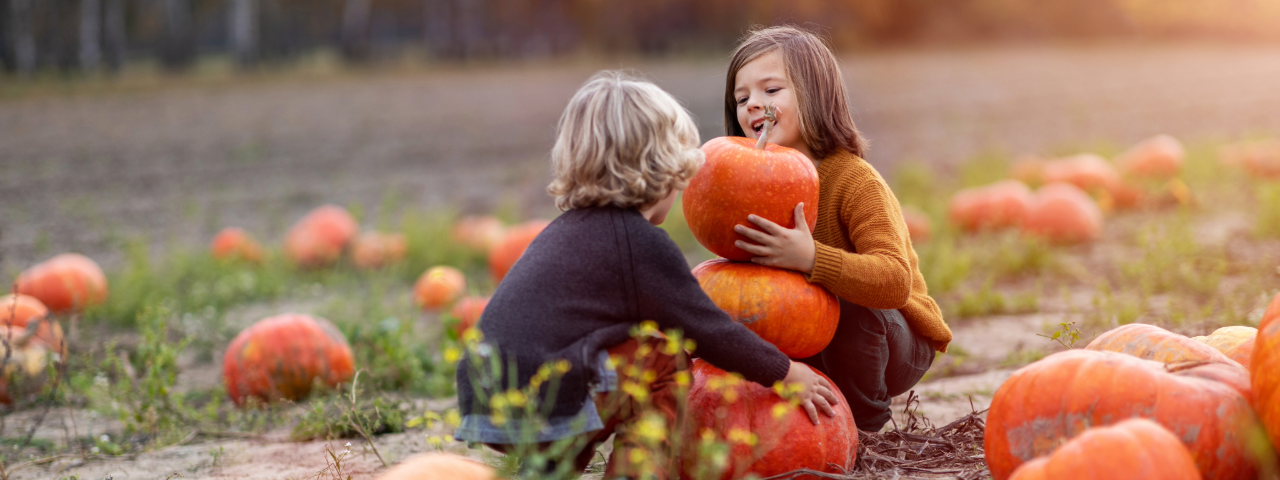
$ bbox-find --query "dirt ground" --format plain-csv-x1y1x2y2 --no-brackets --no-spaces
5,43,1280,479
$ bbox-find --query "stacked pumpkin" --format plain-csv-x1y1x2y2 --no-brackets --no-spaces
678,112,857,478
985,319,1271,480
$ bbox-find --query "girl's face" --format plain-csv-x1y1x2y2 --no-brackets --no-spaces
733,50,814,160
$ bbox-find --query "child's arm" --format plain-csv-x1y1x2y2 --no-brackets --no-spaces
737,180,912,310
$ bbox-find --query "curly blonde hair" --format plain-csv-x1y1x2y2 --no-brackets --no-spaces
548,71,704,211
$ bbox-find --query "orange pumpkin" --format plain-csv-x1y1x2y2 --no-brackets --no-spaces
451,215,506,251
210,227,265,263
1115,135,1185,180
682,135,818,261
449,296,489,337
222,313,355,405
1086,323,1241,368
1020,183,1103,244
488,220,549,284
1041,154,1120,193
283,205,358,267
351,232,407,269
413,266,466,311
1007,418,1201,480
0,324,62,405
901,206,931,243
376,453,496,480
1250,292,1280,451
1193,326,1256,367
947,180,1033,232
692,259,839,359
682,360,857,480
0,293,48,328
14,253,108,313
985,349,1258,480
1227,141,1280,180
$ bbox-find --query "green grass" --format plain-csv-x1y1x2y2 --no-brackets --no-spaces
1257,183,1280,239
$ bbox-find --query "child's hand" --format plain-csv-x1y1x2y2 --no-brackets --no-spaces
783,360,839,425
733,203,817,274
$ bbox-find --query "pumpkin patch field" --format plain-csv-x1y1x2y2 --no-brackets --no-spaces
3,46,1280,479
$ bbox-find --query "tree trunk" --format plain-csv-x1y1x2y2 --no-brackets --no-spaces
9,0,35,75
102,0,124,71
229,0,257,67
340,0,371,61
79,0,102,71
159,0,194,70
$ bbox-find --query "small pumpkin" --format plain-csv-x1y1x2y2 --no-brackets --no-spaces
14,253,108,313
1192,326,1256,367
376,453,496,480
681,360,857,480
488,220,550,284
1041,154,1120,194
413,266,466,311
283,205,358,267
451,215,506,251
1086,323,1240,367
1115,135,1185,180
351,232,407,269
210,227,265,263
222,313,355,405
1008,418,1201,480
1250,292,1280,452
682,111,819,261
0,293,49,328
901,206,931,243
1020,183,1103,244
0,324,62,405
947,180,1033,232
1224,140,1280,180
692,259,839,359
449,296,489,337
985,349,1259,480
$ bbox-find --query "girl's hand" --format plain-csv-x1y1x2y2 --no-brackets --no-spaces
734,203,816,274
782,360,838,425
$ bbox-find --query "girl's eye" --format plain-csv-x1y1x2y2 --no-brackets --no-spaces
766,88,780,94
736,96,748,105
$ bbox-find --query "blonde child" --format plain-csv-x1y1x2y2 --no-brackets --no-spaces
453,71,838,479
723,27,952,432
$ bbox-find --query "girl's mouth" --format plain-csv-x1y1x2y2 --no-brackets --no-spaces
751,118,766,136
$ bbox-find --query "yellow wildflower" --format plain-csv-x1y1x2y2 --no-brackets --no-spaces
442,346,462,364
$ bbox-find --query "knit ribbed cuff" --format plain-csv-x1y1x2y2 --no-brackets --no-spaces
807,242,845,288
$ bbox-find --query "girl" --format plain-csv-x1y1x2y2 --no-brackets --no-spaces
453,71,838,479
724,26,953,432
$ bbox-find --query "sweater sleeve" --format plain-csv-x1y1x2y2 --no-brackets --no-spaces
807,174,913,310
630,224,791,387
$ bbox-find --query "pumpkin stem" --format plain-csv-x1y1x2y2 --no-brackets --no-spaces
755,105,777,150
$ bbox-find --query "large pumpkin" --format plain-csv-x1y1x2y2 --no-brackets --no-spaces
451,215,506,251
413,266,466,311
985,349,1259,480
1086,323,1240,367
1193,326,1256,367
692,259,839,359
682,360,857,480
210,227,265,263
682,136,818,261
283,205,358,267
376,453,496,480
1041,154,1120,193
1007,418,1201,480
488,220,549,284
14,253,108,313
948,180,1033,232
1250,292,1280,450
1115,135,1185,180
351,231,407,269
223,313,355,405
1020,183,1103,244
449,296,489,337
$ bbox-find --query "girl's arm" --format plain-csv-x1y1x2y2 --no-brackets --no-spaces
737,180,912,310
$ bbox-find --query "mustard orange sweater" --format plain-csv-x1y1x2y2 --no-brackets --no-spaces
807,150,952,352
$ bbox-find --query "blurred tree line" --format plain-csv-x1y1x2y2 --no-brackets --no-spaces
2,0,1279,75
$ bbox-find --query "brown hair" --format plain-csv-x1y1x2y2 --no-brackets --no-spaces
724,26,867,160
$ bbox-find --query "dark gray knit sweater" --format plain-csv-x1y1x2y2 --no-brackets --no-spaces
456,206,791,419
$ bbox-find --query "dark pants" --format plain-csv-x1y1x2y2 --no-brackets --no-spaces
798,300,935,432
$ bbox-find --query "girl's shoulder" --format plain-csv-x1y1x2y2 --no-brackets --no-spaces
820,149,891,190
